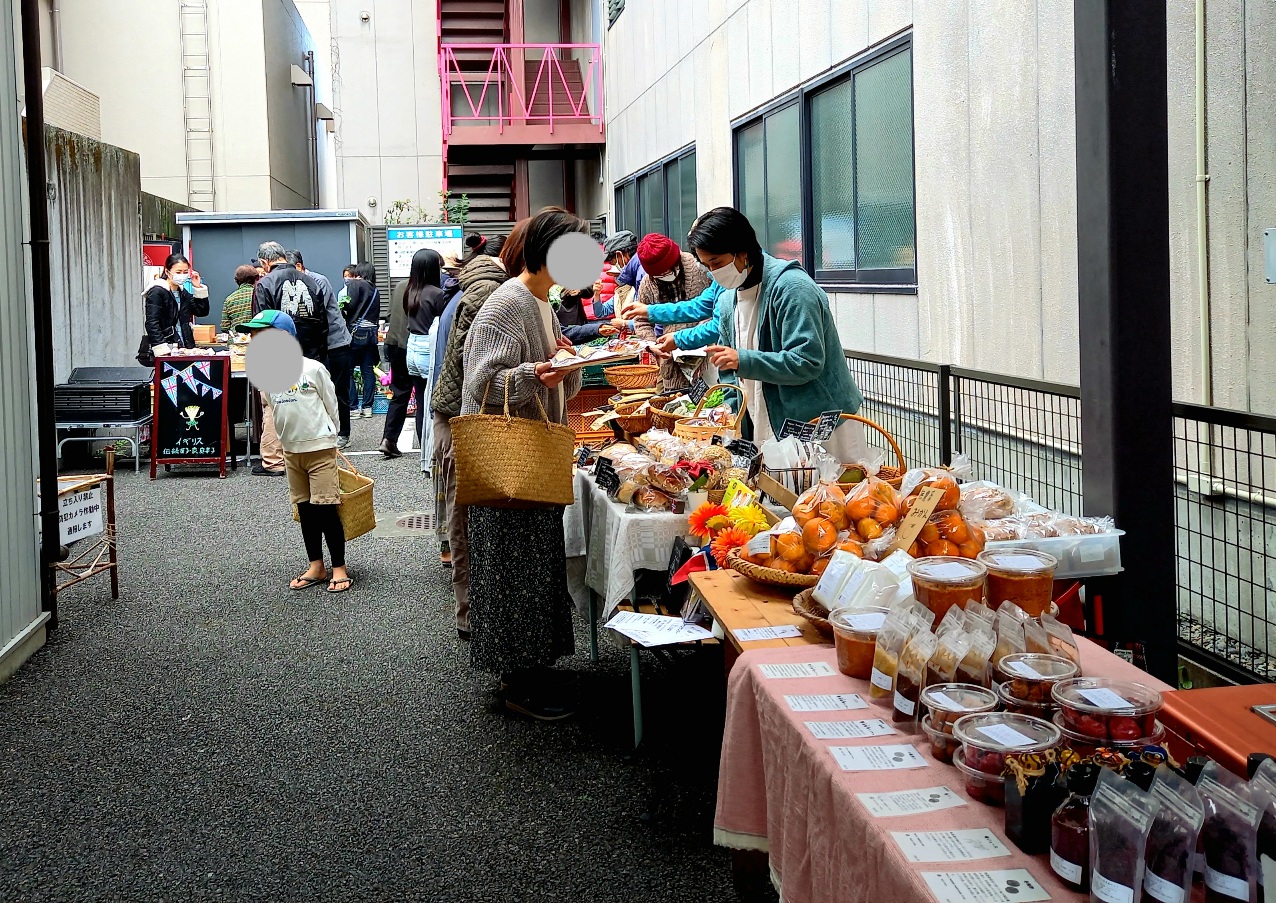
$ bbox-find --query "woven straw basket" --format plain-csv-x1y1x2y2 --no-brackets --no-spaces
674,383,748,443
726,549,819,589
807,412,908,489
452,382,575,508
291,452,377,541
792,588,836,639
604,364,659,390
612,393,670,435
651,399,691,434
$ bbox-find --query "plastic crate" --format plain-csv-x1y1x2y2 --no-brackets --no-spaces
581,363,609,388
568,387,614,435
985,530,1125,579
372,396,390,414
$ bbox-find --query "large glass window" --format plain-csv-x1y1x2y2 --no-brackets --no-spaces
733,40,916,288
613,145,698,243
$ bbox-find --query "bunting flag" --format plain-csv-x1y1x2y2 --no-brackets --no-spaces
163,362,177,375
671,549,717,586
194,360,211,380
160,375,179,408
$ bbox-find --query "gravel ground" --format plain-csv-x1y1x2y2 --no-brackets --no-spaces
0,416,739,902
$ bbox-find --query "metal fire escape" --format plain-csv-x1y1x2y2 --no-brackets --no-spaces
179,0,216,209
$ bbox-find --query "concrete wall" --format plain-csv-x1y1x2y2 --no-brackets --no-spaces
307,0,443,224
603,0,1276,414
45,127,144,380
262,0,322,208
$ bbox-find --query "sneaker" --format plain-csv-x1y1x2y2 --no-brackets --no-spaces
352,408,364,419
252,464,285,476
363,408,374,419
337,436,351,449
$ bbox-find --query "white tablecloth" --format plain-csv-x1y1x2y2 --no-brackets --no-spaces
564,469,691,620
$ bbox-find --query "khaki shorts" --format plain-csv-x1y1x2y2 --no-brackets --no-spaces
285,448,341,506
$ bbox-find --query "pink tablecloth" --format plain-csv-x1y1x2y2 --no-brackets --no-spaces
714,638,1174,903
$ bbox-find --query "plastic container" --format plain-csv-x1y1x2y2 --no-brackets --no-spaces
1050,677,1163,742
953,712,1062,806
1051,712,1165,756
907,556,987,620
996,680,1057,720
830,606,888,680
953,746,1007,805
985,530,1124,580
920,682,1000,763
978,548,1058,617
921,714,961,763
996,652,1079,704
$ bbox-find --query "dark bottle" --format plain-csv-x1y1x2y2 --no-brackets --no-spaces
1184,756,1211,785
1005,762,1064,855
1051,764,1099,892
1125,761,1156,792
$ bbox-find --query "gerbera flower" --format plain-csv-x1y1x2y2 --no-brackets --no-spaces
710,526,751,567
688,502,729,539
728,504,770,537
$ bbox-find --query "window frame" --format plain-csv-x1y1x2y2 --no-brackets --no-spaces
731,34,917,294
613,143,698,243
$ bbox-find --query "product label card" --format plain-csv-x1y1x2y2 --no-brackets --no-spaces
1002,660,1046,680
927,691,964,712
758,661,836,679
1142,869,1185,903
1076,687,1136,709
784,693,868,712
975,723,1037,748
804,719,897,740
891,829,1011,864
870,667,894,691
736,625,803,642
1092,871,1135,903
830,743,927,772
844,611,887,631
920,869,1051,903
857,786,967,818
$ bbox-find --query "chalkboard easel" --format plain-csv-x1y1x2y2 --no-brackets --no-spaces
151,355,231,479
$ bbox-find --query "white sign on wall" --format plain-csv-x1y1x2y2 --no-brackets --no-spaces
386,225,464,277
59,487,104,544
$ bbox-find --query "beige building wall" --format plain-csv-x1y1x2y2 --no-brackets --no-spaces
604,0,1276,414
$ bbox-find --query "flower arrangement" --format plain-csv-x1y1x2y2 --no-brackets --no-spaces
688,502,729,540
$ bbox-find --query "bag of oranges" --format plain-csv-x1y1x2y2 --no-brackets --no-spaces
844,475,903,544
899,467,961,513
910,509,987,559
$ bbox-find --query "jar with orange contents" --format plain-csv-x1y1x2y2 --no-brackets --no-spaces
977,548,1058,617
907,556,988,620
829,606,888,679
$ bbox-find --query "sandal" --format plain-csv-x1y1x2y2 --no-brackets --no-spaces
290,573,328,590
327,575,353,594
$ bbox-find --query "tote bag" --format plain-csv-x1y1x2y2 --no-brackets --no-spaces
452,379,574,508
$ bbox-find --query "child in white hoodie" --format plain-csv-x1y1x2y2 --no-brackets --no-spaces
238,310,353,593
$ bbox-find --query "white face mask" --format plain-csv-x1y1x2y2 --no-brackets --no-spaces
655,271,677,283
710,258,749,290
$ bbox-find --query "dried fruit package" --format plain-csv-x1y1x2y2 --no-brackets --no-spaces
844,476,903,543
935,605,966,638
1041,614,1081,667
1197,762,1263,903
1142,767,1205,903
870,609,921,703
893,629,938,727
966,599,996,630
996,599,1030,630
955,627,996,687
994,619,1027,672
1024,619,1051,655
914,509,986,559
1250,759,1276,903
1090,768,1160,903
926,629,972,687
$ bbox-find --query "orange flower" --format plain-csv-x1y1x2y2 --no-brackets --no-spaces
689,502,730,539
710,526,751,567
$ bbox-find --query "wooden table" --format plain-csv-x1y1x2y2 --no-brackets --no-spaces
1160,683,1276,777
689,570,826,669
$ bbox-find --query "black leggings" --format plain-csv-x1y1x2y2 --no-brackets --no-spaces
297,501,346,568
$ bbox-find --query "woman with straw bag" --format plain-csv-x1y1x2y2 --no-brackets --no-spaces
457,209,584,721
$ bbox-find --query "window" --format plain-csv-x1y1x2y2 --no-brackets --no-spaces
613,145,698,243
607,0,625,28
733,38,915,289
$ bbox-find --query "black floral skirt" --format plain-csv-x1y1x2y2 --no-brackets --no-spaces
466,505,575,675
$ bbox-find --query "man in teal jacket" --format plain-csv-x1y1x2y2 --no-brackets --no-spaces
685,207,866,461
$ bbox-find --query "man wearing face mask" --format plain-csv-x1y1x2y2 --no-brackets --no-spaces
596,231,642,317
689,206,869,464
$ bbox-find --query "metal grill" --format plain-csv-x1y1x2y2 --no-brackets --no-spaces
395,513,436,532
844,352,944,473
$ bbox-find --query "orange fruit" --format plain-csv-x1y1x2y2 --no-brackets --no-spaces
770,558,798,573
869,480,898,506
836,539,865,558
876,503,900,526
929,540,960,557
802,517,838,555
821,482,847,506
919,522,940,544
775,533,806,563
848,496,876,522
795,554,816,574
856,518,884,542
811,557,830,577
792,498,819,528
817,500,848,530
907,541,921,558
956,541,983,559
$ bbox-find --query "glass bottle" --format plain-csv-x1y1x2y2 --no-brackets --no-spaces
1050,763,1099,892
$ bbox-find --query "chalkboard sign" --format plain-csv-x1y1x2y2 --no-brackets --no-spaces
151,355,230,479
594,457,621,496
778,418,806,439
688,377,710,404
813,410,844,441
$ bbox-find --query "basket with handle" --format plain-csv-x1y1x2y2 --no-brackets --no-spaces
726,549,818,590
291,451,377,540
673,383,748,443
603,363,659,391
612,393,670,435
808,412,908,489
650,397,691,434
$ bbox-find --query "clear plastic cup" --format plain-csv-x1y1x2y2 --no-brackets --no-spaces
829,606,889,680
995,652,1079,704
907,556,987,620
978,548,1058,617
1050,677,1163,743
995,679,1056,720
953,711,1062,806
1052,711,1166,756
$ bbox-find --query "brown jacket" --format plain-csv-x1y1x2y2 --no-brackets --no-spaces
432,255,507,418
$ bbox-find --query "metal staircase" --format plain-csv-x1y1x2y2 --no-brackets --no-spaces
179,0,215,209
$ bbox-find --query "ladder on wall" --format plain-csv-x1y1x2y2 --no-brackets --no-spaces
179,0,215,209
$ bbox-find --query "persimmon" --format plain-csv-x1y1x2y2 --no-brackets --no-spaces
802,517,838,555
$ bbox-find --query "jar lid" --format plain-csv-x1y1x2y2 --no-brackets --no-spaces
920,682,998,715
1065,762,1100,794
977,547,1059,573
1050,677,1164,717
829,606,890,637
953,711,1062,753
906,556,987,584
996,652,1079,684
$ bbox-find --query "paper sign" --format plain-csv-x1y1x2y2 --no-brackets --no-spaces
736,625,803,642
975,723,1037,748
723,479,760,509
785,694,868,712
830,744,928,772
604,610,713,647
1002,660,1046,680
758,661,837,679
890,486,947,553
857,786,967,818
843,611,887,631
59,486,104,544
805,719,897,740
1076,687,1136,709
920,869,1051,903
892,829,1011,864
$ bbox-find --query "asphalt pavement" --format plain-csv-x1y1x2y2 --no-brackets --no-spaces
0,416,741,902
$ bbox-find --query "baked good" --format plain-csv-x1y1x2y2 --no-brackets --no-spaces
1051,515,1111,536
972,519,1022,542
699,445,733,468
600,442,637,459
645,464,691,495
633,486,674,511
959,484,1016,519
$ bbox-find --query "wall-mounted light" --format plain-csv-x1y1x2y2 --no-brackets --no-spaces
367,197,378,208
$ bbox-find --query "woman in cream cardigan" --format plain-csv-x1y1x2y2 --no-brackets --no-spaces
459,208,585,721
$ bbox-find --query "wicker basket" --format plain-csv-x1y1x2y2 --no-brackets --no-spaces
807,413,909,489
612,394,663,435
792,588,835,640
674,383,748,443
604,364,659,390
291,452,377,541
726,549,818,589
707,489,727,505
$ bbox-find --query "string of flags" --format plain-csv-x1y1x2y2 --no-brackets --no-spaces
160,362,222,408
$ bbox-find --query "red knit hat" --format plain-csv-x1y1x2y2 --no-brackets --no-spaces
637,233,681,276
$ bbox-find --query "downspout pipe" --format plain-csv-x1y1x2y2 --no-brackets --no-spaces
50,0,63,71
1195,0,1213,407
19,0,62,624
306,51,318,209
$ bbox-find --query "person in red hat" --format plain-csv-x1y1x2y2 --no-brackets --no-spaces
629,233,713,391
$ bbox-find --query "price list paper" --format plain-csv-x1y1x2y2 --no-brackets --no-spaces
784,694,868,712
856,786,967,818
830,744,927,772
890,829,1010,863
920,869,1051,903
804,719,897,740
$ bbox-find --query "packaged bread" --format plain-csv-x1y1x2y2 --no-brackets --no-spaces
643,464,692,497
958,482,1017,520
971,518,1022,542
632,486,674,511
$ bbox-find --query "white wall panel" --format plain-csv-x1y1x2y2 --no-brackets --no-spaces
796,0,833,85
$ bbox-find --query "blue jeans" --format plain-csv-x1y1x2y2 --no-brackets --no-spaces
349,325,378,409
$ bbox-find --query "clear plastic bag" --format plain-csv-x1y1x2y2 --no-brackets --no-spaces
1143,766,1205,903
1198,762,1264,903
1023,619,1051,655
955,628,996,687
870,609,921,703
845,476,903,543
958,480,1022,521
893,629,938,727
1041,614,1080,667
1090,767,1160,903
927,629,972,687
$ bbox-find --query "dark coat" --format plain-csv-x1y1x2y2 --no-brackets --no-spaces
253,264,328,362
143,281,210,349
431,255,506,419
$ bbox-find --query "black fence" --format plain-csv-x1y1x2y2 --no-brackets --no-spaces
845,350,1276,684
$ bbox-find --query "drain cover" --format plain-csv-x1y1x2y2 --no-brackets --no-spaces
394,513,435,532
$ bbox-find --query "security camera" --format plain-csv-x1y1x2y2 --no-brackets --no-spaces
367,197,378,207
360,10,370,21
